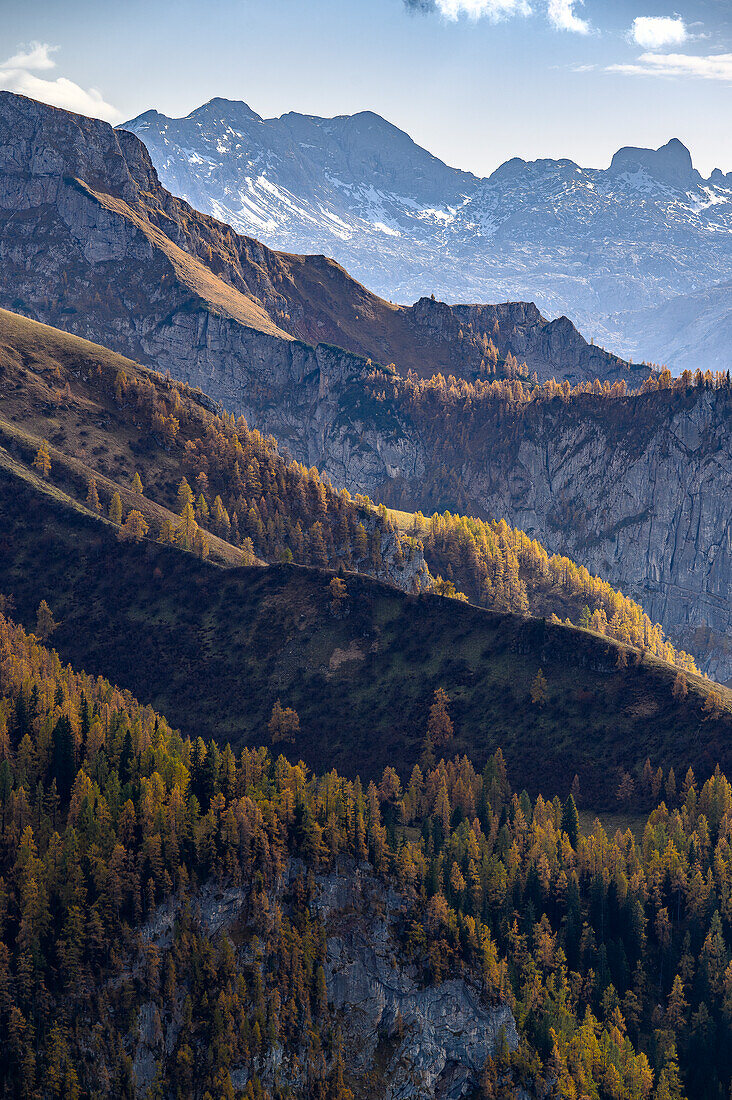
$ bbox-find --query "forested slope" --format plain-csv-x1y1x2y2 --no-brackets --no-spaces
2,610,732,1097
0,307,696,672
0,454,729,804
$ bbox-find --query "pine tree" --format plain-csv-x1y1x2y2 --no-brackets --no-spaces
195,493,209,524
35,600,58,643
158,517,175,544
86,477,101,513
51,715,76,802
530,668,547,707
240,537,256,566
118,510,149,543
131,471,144,495
561,792,579,848
672,672,688,701
427,688,453,747
616,771,635,805
193,528,209,560
176,478,194,512
268,700,300,744
176,503,198,551
109,492,123,524
329,576,347,616
33,441,51,478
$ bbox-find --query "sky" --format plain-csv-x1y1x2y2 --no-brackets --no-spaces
0,0,731,177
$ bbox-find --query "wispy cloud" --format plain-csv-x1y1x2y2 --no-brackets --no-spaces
547,0,590,35
630,16,689,50
404,0,590,32
1,42,58,71
0,41,120,122
405,0,531,20
608,51,732,82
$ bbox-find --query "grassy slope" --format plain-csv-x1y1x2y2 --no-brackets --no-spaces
0,460,730,807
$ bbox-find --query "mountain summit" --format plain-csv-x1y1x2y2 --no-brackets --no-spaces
122,101,732,371
609,137,697,187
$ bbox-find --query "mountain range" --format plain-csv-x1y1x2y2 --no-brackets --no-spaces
0,91,730,681
2,87,732,1100
123,99,732,372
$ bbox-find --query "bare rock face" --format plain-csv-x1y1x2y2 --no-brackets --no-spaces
131,867,517,1099
313,867,517,1100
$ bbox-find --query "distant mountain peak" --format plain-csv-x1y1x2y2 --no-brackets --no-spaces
609,137,696,187
119,96,732,375
187,97,263,124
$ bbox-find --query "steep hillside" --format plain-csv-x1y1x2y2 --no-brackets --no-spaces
0,307,426,588
0,452,730,805
371,370,732,683
0,307,696,673
123,101,732,367
5,609,732,1097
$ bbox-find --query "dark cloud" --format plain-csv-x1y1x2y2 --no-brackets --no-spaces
403,0,437,12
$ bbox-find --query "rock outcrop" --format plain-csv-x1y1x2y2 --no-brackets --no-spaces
131,865,517,1099
314,867,517,1100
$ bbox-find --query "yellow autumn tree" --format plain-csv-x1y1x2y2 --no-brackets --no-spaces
86,477,101,513
109,492,123,525
531,669,547,707
118,510,149,543
33,442,51,478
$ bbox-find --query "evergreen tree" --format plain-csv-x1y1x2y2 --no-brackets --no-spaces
530,668,547,707
561,793,579,848
51,715,75,802
86,477,101,513
118,510,149,542
33,441,51,478
427,688,453,747
109,492,123,524
35,599,57,643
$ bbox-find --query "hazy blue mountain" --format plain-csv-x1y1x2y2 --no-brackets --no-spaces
123,101,732,369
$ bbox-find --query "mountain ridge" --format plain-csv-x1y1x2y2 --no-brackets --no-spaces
0,92,729,680
0,91,632,387
122,98,732,369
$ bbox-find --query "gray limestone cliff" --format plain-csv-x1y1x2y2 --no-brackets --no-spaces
129,864,517,1099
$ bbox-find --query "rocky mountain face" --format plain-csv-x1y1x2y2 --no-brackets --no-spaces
612,281,732,374
131,862,517,1100
269,376,732,685
123,101,732,370
0,92,631,388
0,91,729,681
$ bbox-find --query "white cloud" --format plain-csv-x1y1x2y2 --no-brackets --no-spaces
547,0,590,34
631,16,688,50
434,0,531,20
0,41,120,122
0,42,58,71
608,51,732,82
0,70,122,121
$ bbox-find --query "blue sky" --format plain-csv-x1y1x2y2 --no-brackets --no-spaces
1,0,730,176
